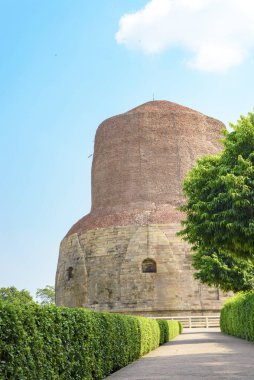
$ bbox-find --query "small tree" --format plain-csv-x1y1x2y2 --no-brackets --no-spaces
36,285,55,305
179,112,254,291
0,286,34,303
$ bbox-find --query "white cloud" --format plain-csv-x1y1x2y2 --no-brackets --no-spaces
115,0,254,72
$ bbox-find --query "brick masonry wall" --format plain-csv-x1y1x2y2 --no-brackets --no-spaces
66,101,224,237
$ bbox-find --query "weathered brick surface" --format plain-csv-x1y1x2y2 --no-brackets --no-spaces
56,100,230,315
66,101,223,236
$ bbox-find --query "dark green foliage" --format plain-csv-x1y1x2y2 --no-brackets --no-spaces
220,292,254,341
0,303,182,380
179,112,254,291
0,286,34,304
192,249,254,292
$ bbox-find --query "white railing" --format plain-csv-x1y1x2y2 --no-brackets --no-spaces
155,315,220,328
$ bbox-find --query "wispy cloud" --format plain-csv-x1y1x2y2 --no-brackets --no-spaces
115,0,254,72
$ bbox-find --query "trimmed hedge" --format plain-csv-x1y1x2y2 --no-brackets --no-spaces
220,292,254,341
0,302,182,379
157,320,182,345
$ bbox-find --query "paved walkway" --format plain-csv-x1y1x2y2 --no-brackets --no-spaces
105,328,254,380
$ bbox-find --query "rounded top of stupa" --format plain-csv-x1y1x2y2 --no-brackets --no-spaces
125,100,201,115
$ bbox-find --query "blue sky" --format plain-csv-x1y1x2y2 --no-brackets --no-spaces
1,0,254,297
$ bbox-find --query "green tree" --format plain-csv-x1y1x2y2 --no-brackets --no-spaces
192,247,254,292
179,112,254,291
36,285,55,305
0,286,34,303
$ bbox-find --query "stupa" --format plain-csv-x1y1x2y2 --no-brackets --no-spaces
55,100,229,316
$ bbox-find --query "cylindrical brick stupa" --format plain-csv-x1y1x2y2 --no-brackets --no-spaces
56,100,229,316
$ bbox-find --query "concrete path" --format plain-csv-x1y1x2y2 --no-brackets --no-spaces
105,328,254,380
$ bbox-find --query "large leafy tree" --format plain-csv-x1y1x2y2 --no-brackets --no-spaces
179,112,254,291
0,286,34,303
192,247,254,292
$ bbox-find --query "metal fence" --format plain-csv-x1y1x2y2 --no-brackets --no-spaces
155,315,220,328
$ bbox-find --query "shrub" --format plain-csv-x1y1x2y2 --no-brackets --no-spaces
220,292,254,341
137,317,160,356
157,320,183,345
0,302,182,380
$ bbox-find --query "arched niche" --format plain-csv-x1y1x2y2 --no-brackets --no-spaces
142,258,157,273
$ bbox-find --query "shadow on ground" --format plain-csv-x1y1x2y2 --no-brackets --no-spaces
105,329,254,380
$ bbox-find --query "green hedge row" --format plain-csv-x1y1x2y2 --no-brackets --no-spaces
220,292,254,341
0,302,182,380
157,319,182,345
